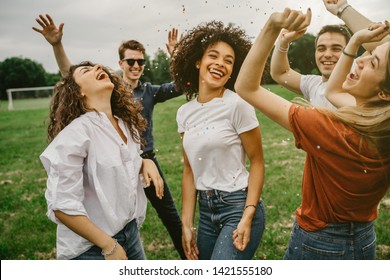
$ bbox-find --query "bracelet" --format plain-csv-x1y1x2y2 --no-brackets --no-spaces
101,238,118,257
342,48,357,58
244,204,257,211
277,41,289,53
337,4,351,18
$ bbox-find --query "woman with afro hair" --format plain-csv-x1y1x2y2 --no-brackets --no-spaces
170,21,266,260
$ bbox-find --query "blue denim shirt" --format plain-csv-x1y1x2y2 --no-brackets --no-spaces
133,81,182,152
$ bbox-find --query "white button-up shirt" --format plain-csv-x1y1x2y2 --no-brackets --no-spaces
40,112,147,259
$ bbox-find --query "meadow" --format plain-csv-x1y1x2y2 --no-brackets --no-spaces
0,85,389,260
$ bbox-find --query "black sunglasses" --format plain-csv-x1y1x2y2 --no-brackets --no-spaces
122,58,146,67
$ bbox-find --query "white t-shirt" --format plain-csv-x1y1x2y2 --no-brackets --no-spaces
40,112,147,259
176,89,259,192
300,75,336,110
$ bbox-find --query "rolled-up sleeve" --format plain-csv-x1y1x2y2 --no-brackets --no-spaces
40,128,90,224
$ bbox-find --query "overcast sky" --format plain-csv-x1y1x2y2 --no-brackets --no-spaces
0,0,388,73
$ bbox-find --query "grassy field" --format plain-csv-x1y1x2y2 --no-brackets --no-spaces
0,85,389,260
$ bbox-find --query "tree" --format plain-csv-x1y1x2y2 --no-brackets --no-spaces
140,53,153,84
150,49,171,84
0,57,47,100
140,50,172,85
44,71,61,86
288,33,318,75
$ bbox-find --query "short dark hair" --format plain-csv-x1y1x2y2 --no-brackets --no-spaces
315,25,352,47
118,40,146,60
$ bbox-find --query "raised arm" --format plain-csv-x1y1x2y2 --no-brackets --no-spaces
166,28,183,57
235,8,311,131
323,0,389,51
325,22,390,106
270,28,307,95
32,14,72,77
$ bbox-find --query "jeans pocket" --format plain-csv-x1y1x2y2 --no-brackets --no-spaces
361,236,376,260
218,190,247,206
299,226,345,260
302,243,345,260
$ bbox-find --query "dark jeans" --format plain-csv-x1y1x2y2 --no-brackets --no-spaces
142,152,185,259
284,219,376,260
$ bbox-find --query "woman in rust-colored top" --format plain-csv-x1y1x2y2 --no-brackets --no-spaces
235,8,390,259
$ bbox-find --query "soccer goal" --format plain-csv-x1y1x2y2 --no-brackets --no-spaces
6,86,54,110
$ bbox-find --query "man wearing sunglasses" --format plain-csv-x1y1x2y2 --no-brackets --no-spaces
117,38,185,259
33,14,186,260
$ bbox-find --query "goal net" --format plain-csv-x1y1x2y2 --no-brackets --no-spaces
5,86,54,111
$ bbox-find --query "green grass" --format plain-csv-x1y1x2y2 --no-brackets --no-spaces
0,85,389,260
0,97,51,112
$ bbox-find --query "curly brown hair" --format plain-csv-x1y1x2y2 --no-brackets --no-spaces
47,61,147,144
170,21,252,101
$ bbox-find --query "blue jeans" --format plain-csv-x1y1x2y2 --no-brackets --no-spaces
143,155,185,259
72,219,146,260
284,220,376,260
197,189,266,260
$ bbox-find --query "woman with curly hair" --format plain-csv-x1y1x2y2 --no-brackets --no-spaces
40,61,164,260
170,21,266,260
236,8,390,259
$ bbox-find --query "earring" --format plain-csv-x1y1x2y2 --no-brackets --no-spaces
196,64,200,69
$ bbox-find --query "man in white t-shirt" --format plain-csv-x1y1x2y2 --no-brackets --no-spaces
270,0,379,109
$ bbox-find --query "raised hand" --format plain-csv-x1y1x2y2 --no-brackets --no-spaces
278,28,307,46
323,0,349,16
166,28,182,56
270,8,312,33
32,14,64,46
353,21,390,45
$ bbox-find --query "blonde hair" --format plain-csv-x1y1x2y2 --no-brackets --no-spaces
332,45,390,155
295,45,390,156
330,101,390,154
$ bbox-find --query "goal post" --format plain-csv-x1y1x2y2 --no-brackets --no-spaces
6,86,54,110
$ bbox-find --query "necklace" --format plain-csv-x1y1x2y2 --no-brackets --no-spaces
197,87,225,103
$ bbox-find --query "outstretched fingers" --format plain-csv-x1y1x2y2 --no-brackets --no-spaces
32,14,59,33
33,15,46,32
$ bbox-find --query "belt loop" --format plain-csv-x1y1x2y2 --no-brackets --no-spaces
349,222,354,235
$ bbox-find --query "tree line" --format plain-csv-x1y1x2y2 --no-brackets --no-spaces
0,34,321,101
